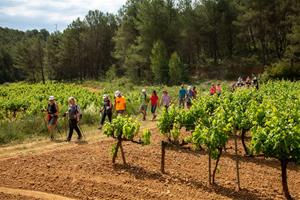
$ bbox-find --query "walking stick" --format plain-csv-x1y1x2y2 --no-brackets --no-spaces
56,124,63,137
77,123,86,141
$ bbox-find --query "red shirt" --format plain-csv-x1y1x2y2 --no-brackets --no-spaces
150,95,158,105
210,87,216,95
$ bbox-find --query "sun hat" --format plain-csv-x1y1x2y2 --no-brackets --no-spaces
115,90,121,97
49,96,55,101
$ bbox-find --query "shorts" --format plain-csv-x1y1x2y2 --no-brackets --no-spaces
186,101,192,106
48,115,58,125
179,97,185,105
140,104,147,112
151,105,157,113
116,110,125,115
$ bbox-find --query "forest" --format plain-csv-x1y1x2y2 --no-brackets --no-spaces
1,0,300,84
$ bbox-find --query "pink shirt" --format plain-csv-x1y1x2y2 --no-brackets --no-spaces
216,85,222,93
161,94,171,106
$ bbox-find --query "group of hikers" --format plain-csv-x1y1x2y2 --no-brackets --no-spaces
44,96,83,141
44,76,258,141
232,74,259,90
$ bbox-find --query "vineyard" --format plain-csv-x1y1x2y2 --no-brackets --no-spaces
0,80,299,199
157,81,300,199
0,80,217,144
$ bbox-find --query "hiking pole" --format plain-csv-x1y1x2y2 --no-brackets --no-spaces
56,124,63,137
77,123,86,141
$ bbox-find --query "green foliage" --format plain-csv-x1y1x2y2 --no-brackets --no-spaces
170,122,181,141
1,0,300,82
249,81,300,163
103,116,140,140
157,105,181,140
157,80,300,165
0,49,17,83
169,52,183,84
111,143,117,157
141,129,151,145
193,106,231,159
106,65,117,82
150,40,169,83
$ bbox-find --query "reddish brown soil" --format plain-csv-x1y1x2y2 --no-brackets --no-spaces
0,126,299,200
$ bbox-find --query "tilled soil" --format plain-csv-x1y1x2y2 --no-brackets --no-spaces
0,126,299,200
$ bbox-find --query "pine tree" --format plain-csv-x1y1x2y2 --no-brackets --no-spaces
169,52,183,84
150,40,168,83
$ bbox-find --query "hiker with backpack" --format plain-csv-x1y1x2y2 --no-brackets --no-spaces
150,90,159,120
99,94,113,129
179,84,187,108
139,89,150,121
44,96,59,140
186,86,194,109
64,97,82,142
114,91,126,115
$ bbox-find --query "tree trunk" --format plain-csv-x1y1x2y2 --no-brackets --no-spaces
280,159,292,200
241,129,250,156
208,151,212,185
112,139,121,164
161,141,166,173
234,134,241,191
249,26,257,51
40,63,45,84
212,148,222,184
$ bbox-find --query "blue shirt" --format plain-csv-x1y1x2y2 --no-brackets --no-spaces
179,88,186,98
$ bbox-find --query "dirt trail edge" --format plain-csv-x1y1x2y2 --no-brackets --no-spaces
0,186,76,200
0,121,156,159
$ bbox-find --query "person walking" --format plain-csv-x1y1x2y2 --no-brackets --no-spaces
150,90,159,120
192,86,197,99
186,86,194,109
216,83,222,96
252,74,259,90
99,94,113,129
45,96,59,140
161,90,171,112
245,76,251,87
65,97,82,142
179,85,187,108
114,91,126,115
210,84,216,95
139,89,150,121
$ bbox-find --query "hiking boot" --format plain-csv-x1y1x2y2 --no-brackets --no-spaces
152,114,157,121
65,139,71,142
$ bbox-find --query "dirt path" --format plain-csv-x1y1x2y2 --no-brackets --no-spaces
0,121,299,200
0,186,76,200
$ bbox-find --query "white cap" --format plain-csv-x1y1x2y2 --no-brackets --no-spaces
115,90,121,97
68,96,75,102
142,89,146,93
187,86,192,90
103,94,108,99
49,96,55,101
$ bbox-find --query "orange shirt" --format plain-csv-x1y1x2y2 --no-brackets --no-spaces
115,96,126,111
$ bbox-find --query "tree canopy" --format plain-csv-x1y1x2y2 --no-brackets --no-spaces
0,0,299,83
